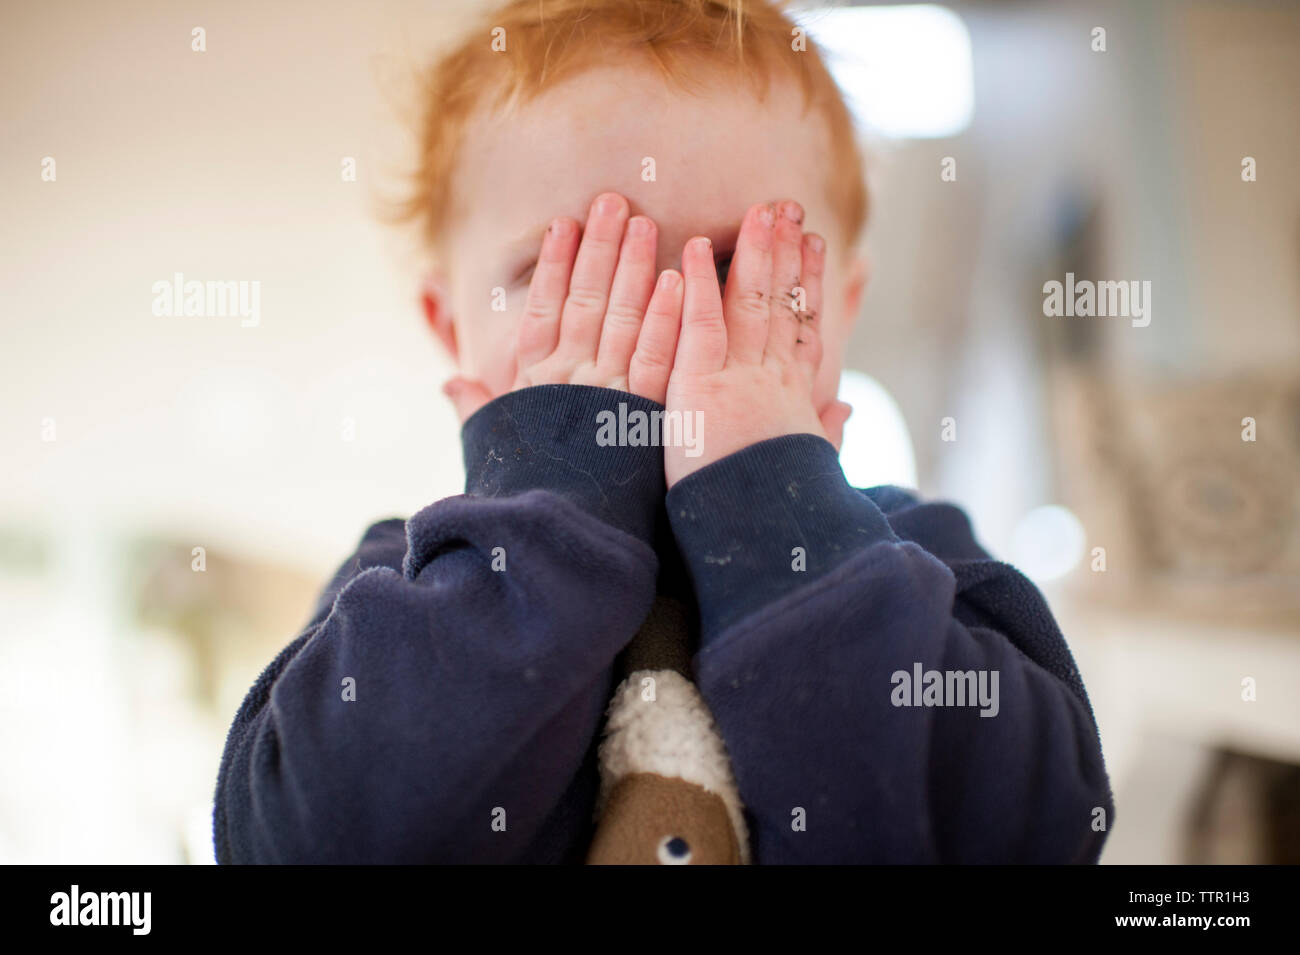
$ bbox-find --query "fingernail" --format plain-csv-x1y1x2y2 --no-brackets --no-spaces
658,270,680,291
596,192,623,215
758,203,776,228
692,236,712,254
627,215,652,237
807,233,825,255
549,217,573,238
780,200,804,224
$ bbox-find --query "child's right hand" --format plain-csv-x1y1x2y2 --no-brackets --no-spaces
443,191,684,421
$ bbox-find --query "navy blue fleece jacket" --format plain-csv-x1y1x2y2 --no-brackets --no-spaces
214,384,1112,863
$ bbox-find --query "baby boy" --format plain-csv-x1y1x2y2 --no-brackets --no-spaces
214,0,1112,864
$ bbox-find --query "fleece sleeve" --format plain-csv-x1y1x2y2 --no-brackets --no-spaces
213,385,665,863
666,434,1114,864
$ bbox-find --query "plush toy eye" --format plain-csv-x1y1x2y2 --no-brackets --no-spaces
657,835,692,865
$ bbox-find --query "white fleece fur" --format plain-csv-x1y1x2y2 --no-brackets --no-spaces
595,668,751,864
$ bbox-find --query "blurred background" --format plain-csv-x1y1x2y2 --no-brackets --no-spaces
1,0,1297,864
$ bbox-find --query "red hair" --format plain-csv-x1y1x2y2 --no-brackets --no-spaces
391,0,868,264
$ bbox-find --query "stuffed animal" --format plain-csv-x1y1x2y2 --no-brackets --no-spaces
586,596,750,864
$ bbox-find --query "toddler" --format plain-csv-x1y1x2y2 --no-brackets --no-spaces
214,0,1112,864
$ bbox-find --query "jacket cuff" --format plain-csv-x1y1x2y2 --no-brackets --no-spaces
666,433,898,643
461,384,666,545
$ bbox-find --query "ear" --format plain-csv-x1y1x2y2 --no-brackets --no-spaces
840,249,869,326
420,267,459,362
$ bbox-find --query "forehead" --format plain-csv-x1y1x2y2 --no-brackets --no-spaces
448,62,831,251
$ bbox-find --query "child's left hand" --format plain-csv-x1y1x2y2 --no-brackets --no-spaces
663,199,852,488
